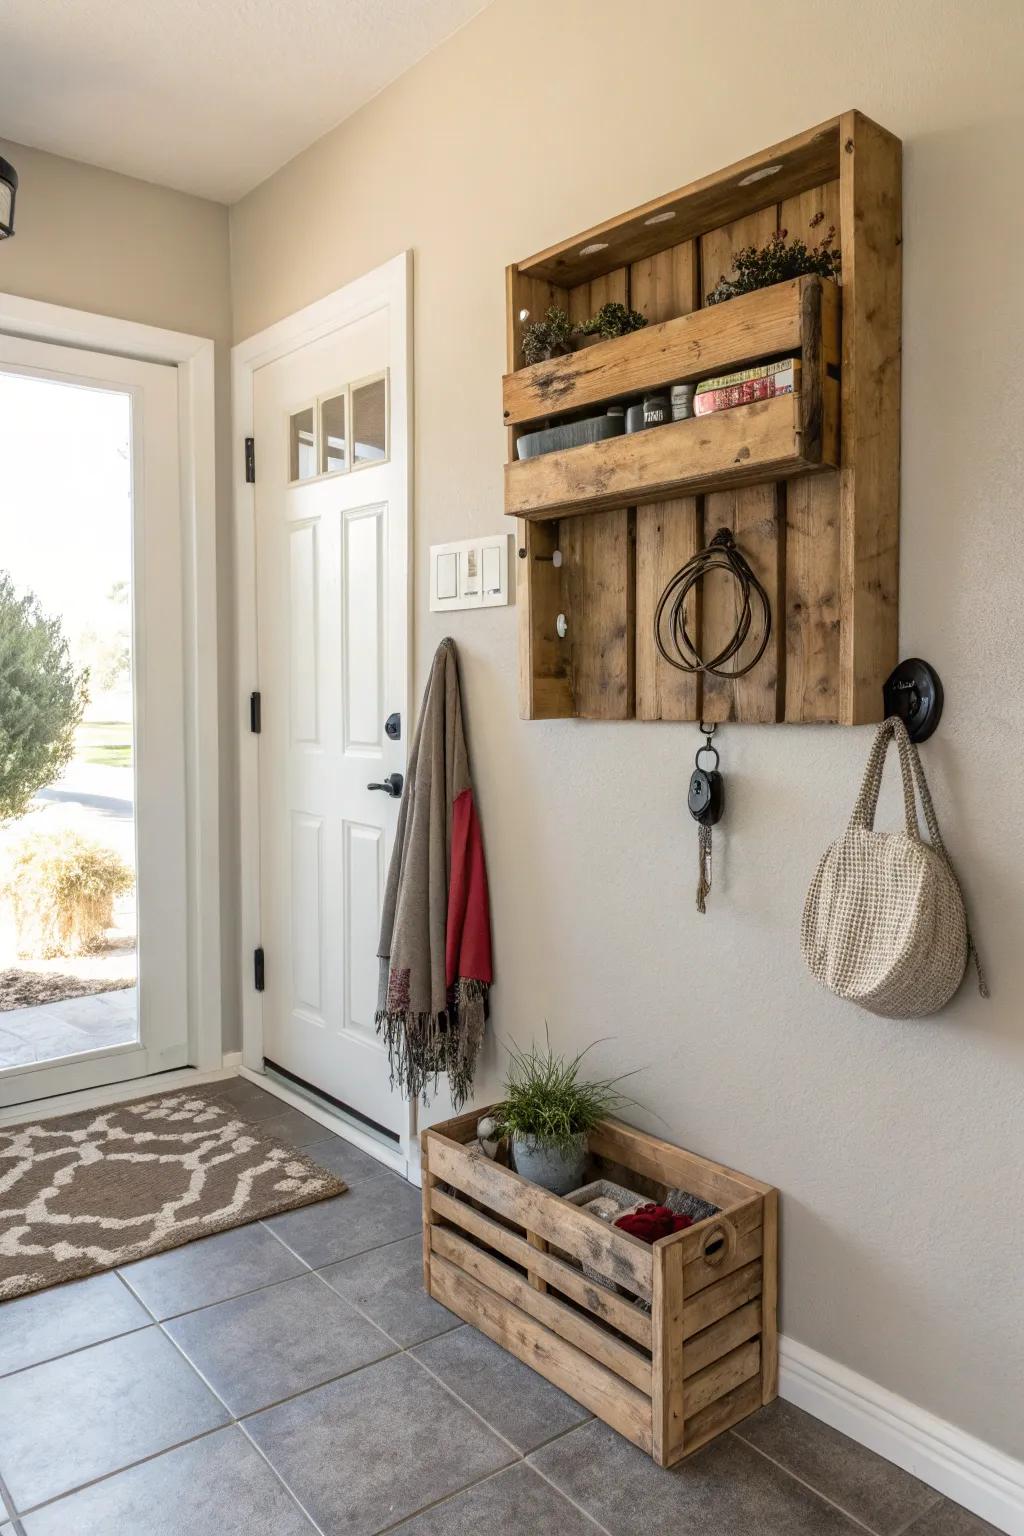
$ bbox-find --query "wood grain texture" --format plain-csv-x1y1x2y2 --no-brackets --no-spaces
429,1188,653,1347
635,499,701,721
431,1226,652,1392
568,267,628,326
430,1253,654,1453
420,1132,435,1291
519,118,841,285
517,518,573,719
838,111,902,723
700,205,784,724
683,1298,762,1379
506,395,807,521
683,1260,763,1340
425,1131,654,1300
558,508,635,719
760,1187,780,1403
683,1374,764,1456
684,1337,761,1417
504,273,809,425
699,480,783,723
589,1119,768,1206
781,182,842,722
652,1239,686,1466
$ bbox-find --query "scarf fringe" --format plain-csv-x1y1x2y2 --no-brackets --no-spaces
376,977,488,1110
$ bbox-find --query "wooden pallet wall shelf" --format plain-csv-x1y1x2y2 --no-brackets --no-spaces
504,110,901,725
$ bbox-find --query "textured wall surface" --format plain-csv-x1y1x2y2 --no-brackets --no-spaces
229,0,1024,1457
0,138,240,1050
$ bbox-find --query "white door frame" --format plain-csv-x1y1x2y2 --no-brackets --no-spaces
0,291,222,1075
232,251,414,1160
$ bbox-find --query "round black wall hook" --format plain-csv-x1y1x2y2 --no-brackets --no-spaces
883,658,944,743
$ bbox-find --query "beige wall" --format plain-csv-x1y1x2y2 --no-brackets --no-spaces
0,138,240,1047
229,0,1024,1457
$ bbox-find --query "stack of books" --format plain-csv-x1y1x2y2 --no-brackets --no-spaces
694,357,800,416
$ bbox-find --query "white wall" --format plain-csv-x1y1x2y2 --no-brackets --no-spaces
0,138,241,1048
228,0,1024,1459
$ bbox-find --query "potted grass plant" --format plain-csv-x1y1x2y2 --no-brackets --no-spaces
494,1032,637,1195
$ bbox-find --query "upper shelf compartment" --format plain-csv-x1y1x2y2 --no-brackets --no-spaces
504,275,839,521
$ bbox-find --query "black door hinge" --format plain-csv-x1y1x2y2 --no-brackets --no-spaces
250,691,262,734
244,437,255,484
253,946,265,992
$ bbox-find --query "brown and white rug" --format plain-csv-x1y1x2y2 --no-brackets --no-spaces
0,1086,346,1301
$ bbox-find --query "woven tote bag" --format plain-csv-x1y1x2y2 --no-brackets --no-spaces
802,717,987,1018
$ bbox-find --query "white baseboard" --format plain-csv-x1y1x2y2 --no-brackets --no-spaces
779,1336,1024,1536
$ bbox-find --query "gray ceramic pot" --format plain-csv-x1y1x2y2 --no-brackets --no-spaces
511,1133,587,1194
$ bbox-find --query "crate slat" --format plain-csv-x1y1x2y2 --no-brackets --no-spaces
430,1188,653,1348
683,1375,765,1456
426,1132,653,1301
684,1298,762,1379
431,1226,651,1393
683,1260,763,1340
592,1120,768,1207
430,1252,654,1455
683,1338,761,1417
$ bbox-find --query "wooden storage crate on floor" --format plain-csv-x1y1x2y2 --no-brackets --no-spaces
421,1110,778,1467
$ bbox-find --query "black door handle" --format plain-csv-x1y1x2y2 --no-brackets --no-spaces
367,772,403,798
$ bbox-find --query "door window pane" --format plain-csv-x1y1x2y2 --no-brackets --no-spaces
352,376,388,467
289,406,316,482
0,370,139,1068
320,392,347,474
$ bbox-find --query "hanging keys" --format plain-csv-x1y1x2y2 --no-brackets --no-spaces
688,724,724,913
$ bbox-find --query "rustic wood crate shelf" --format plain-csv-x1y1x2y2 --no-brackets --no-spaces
505,109,901,725
421,1109,779,1468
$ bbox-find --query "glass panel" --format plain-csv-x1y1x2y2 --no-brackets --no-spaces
289,405,316,481
0,369,139,1068
352,376,388,467
320,392,347,474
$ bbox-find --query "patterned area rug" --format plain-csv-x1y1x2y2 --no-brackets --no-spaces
0,1086,347,1300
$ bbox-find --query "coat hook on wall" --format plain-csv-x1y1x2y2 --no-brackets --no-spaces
883,658,943,743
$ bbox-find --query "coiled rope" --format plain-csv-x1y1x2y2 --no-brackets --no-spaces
653,526,771,677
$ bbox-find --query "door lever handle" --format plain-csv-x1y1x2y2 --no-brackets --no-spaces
367,772,403,798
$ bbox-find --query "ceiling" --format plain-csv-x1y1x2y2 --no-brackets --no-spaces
0,0,493,203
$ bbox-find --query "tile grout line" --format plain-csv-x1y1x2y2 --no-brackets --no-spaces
728,1430,893,1535
887,1494,947,1536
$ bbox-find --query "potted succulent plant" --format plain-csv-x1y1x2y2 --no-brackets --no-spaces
521,306,578,366
705,216,841,305
575,301,647,345
494,1032,637,1195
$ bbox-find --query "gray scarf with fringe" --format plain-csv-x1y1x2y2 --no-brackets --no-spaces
375,639,491,1107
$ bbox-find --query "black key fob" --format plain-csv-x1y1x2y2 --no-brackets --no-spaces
688,766,724,825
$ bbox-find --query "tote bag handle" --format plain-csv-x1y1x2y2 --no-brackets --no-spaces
850,718,988,997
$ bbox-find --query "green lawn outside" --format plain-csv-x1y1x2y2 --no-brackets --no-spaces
75,721,133,768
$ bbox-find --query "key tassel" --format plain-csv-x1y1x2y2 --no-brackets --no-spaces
696,822,712,914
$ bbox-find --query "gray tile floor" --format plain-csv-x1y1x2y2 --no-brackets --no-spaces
0,1078,1001,1536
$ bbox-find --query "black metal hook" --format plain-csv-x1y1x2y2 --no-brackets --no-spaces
883,659,943,743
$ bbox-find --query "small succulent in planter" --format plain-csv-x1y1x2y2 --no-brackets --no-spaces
576,301,648,343
521,305,578,366
705,218,841,305
494,1032,638,1195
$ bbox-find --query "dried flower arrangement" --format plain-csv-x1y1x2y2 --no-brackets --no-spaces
705,214,841,306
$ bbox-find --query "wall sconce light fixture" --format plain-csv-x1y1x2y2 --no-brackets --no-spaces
0,157,18,240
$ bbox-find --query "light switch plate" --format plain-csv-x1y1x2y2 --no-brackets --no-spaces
430,535,512,611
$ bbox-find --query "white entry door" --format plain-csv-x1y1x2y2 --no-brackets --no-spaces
247,255,410,1139
0,333,190,1106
